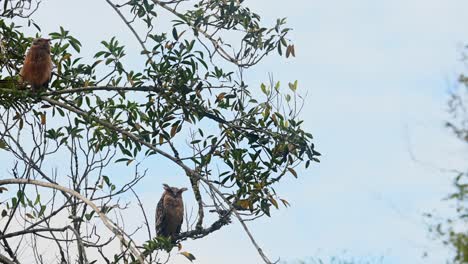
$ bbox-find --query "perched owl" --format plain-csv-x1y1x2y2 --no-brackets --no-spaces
20,38,52,91
155,184,187,240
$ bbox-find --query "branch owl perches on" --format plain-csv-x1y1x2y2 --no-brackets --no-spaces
0,1,320,263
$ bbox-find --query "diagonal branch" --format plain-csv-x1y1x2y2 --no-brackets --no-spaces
40,96,186,170
104,0,153,63
0,178,146,264
150,0,241,66
175,209,231,242
39,94,276,264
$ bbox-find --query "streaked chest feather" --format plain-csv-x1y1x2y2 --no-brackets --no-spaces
163,195,184,231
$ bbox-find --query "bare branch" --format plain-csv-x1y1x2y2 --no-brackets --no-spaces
0,178,146,264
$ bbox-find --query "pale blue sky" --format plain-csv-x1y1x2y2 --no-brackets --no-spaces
2,0,468,263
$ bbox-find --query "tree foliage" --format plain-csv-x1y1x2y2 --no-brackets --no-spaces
426,49,468,264
0,1,320,263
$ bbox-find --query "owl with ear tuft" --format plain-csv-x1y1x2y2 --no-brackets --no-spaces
155,184,188,240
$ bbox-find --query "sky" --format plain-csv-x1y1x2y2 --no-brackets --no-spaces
2,0,468,263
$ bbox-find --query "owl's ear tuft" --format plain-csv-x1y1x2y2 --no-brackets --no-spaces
163,184,171,191
179,187,188,193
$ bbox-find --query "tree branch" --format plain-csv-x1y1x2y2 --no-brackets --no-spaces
0,226,88,264
150,0,242,66
175,209,231,242
0,178,146,264
104,0,153,62
39,94,277,264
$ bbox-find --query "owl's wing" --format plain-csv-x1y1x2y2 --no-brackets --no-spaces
175,211,183,235
42,78,50,88
42,57,53,88
155,195,166,237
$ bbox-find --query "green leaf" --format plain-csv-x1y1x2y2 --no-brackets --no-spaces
277,42,282,56
274,81,280,91
102,175,111,187
34,194,41,205
69,38,81,52
288,81,297,92
172,27,178,40
261,83,267,95
39,205,46,217
85,211,95,221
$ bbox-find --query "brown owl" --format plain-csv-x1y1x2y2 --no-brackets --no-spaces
155,184,187,240
20,38,52,91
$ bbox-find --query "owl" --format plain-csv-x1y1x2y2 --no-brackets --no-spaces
20,38,52,91
155,184,187,240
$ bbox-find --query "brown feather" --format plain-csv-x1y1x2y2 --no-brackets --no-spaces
20,38,52,91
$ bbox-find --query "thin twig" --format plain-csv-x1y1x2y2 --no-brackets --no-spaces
0,178,146,264
38,94,276,264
